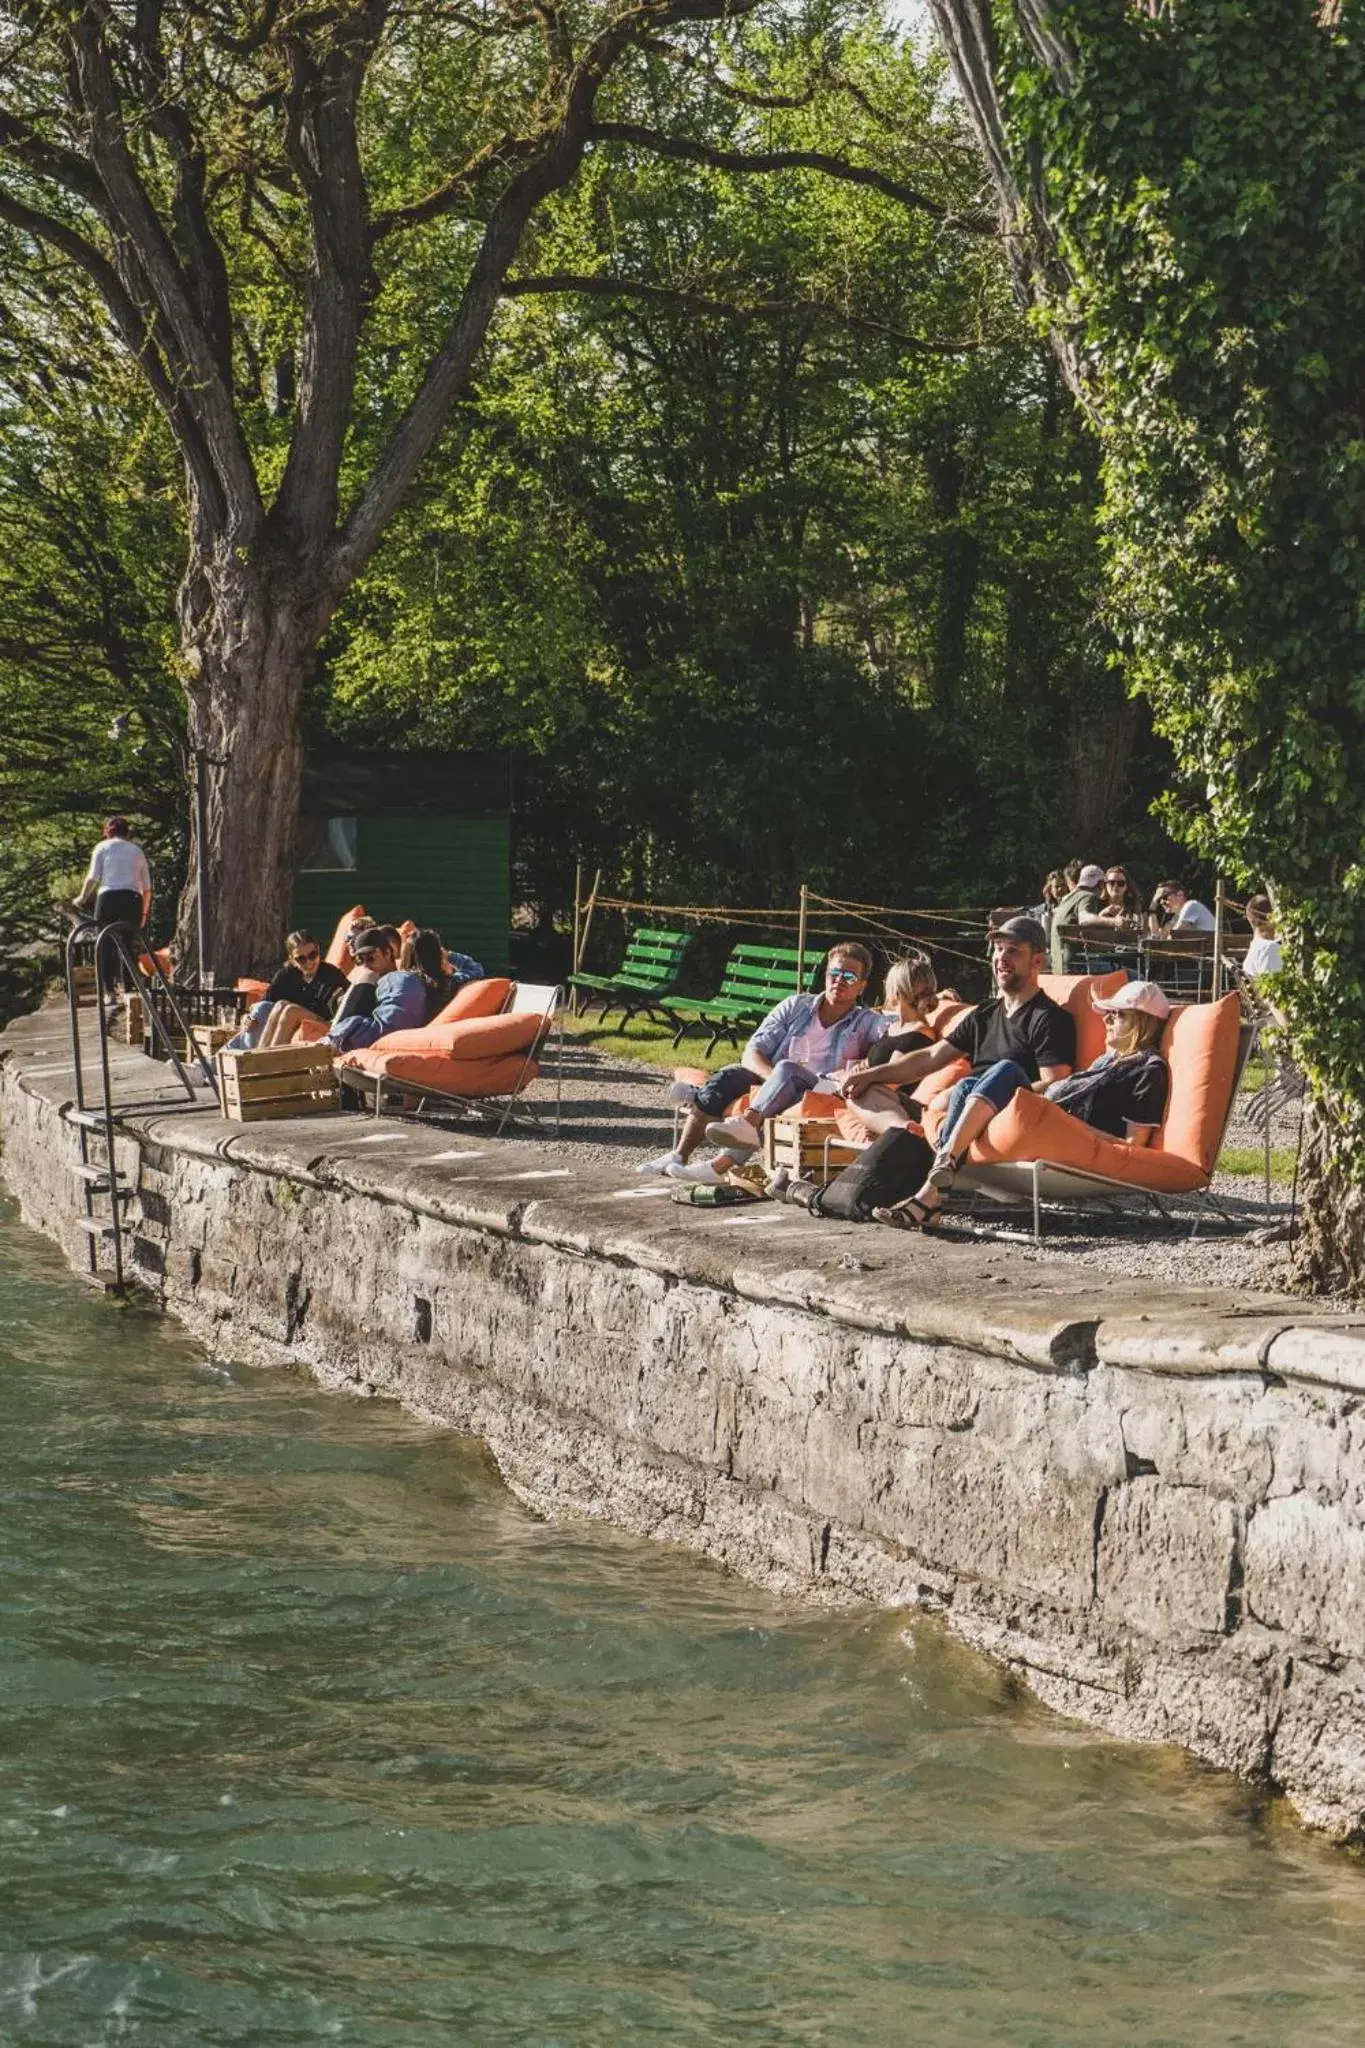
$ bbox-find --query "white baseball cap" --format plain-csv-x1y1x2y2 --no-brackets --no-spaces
1093,979,1171,1020
1078,863,1106,889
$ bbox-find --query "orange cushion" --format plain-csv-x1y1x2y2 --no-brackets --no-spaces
325,905,369,970
1152,991,1241,1174
287,1014,331,1044
965,1087,1208,1194
925,996,973,1039
1038,969,1129,1071
236,977,269,1002
367,1010,541,1060
339,1049,537,1096
429,977,513,1026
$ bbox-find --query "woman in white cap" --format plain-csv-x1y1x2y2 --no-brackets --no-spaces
873,979,1171,1229
1042,980,1172,1140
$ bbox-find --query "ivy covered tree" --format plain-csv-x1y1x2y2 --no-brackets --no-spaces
929,0,1365,1290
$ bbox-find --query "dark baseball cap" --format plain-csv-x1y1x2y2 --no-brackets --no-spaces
990,915,1048,953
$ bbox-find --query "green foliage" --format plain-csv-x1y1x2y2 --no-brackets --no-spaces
993,0,1365,1160
324,25,1177,917
0,347,188,944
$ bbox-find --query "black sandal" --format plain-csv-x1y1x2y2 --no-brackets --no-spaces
872,1195,938,1230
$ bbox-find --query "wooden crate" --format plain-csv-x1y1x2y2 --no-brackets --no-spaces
762,1115,860,1183
119,994,145,1045
218,1042,339,1123
71,964,98,1009
191,1023,236,1060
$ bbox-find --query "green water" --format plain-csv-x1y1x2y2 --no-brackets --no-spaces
2,1206,1365,2046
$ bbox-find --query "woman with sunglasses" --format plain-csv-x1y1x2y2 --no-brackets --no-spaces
224,931,349,1051
1094,867,1142,928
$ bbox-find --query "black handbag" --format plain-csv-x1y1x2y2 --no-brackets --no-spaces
812,1127,934,1220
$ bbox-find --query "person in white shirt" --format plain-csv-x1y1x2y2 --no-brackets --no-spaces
75,815,152,991
1147,880,1215,935
1242,895,1283,979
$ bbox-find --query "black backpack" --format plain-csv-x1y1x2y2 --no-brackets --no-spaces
810,1127,934,1221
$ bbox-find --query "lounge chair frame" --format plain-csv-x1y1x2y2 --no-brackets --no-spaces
350,983,566,1137
955,1016,1258,1242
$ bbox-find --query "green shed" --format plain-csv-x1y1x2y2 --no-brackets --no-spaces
291,749,511,973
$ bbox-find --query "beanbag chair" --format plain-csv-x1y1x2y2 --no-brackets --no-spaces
325,905,370,970
429,977,513,1026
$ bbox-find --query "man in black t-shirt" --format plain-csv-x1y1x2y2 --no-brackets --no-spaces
842,916,1075,1226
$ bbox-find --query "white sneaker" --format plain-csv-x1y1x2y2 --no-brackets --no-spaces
666,1080,699,1107
705,1116,760,1152
638,1151,684,1176
669,1160,722,1185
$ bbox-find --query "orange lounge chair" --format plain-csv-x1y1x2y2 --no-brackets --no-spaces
336,980,562,1134
951,990,1249,1238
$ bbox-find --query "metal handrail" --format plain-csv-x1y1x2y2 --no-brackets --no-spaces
63,917,218,1293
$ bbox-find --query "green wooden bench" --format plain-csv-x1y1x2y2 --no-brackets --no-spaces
667,942,810,1053
570,925,693,1028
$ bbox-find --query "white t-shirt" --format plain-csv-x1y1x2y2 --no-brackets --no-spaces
1244,935,1282,978
1172,897,1215,932
86,837,150,896
786,1014,841,1073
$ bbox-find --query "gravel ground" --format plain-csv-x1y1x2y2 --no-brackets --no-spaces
462,1040,1313,1299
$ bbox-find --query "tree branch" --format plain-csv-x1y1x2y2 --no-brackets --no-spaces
503,271,984,353
636,36,817,107
271,0,389,555
130,0,235,386
65,8,261,532
371,133,541,239
0,185,224,509
588,121,994,231
330,0,767,589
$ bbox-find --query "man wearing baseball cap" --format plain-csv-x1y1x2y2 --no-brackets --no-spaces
843,914,1075,1223
1049,861,1108,972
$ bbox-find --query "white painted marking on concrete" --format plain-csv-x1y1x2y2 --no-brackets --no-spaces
341,1132,409,1145
426,1149,490,1164
610,1185,674,1199
509,1169,573,1181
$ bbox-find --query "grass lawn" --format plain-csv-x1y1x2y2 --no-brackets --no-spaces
1217,1144,1299,1181
563,1009,737,1074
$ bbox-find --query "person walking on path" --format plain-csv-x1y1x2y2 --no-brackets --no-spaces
74,815,152,993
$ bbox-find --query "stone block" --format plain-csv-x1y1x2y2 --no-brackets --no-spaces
1097,1477,1237,1639
1244,1494,1365,1658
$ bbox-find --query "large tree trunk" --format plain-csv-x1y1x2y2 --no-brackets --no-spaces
1290,1103,1365,1298
174,552,319,980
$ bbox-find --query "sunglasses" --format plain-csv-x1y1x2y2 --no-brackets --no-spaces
826,966,862,984
294,948,320,963
353,947,383,964
1104,875,1128,886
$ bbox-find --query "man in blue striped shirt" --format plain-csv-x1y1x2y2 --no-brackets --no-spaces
640,943,886,1183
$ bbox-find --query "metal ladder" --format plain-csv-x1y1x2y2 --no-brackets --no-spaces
64,919,217,1293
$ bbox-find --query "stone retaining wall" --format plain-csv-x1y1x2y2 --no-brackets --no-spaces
5,1009,1365,1838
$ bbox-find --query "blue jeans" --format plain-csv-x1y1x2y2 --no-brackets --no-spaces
696,1058,825,1122
938,1060,1032,1150
224,999,273,1053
